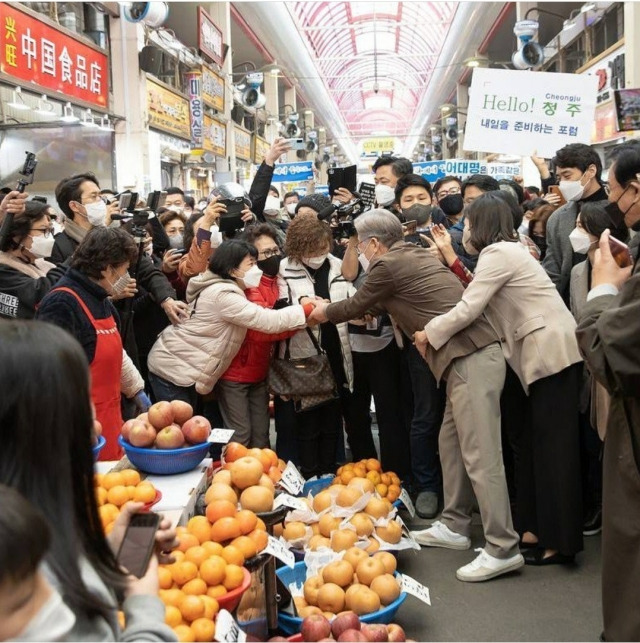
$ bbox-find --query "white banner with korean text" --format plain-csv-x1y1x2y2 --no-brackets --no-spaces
464,68,599,158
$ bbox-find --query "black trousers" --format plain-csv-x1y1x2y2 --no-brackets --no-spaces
506,363,583,555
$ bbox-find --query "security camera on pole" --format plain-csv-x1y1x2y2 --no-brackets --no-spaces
122,2,169,27
241,72,266,109
512,20,544,70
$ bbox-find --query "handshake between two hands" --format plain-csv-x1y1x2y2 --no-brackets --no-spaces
300,296,330,326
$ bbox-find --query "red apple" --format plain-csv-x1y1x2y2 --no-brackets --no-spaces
121,418,145,442
386,624,406,642
181,415,211,444
338,630,367,642
170,400,194,425
147,401,174,430
331,611,361,639
137,412,149,424
301,614,332,642
362,624,389,642
155,424,185,449
129,422,156,447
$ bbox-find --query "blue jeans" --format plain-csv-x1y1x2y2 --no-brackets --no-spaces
403,342,445,493
148,372,198,406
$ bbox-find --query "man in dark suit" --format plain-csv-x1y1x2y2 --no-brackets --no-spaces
309,209,523,582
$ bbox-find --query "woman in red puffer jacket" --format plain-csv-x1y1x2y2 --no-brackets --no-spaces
217,225,299,447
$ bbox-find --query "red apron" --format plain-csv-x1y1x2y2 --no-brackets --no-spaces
54,287,124,461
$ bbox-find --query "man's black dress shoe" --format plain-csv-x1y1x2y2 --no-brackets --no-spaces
523,548,575,566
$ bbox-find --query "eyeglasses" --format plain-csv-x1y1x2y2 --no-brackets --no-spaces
436,187,461,200
260,248,281,259
30,227,54,238
81,193,103,204
356,238,372,255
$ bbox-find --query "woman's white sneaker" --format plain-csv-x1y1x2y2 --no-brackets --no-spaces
411,520,471,550
456,548,525,582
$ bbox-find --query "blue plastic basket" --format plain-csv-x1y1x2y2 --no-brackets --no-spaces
276,561,407,635
118,436,209,475
301,475,335,497
92,435,106,461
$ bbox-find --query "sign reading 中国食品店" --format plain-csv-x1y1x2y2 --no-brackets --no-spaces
464,68,598,158
0,3,109,109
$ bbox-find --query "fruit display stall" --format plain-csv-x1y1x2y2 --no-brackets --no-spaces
96,400,429,642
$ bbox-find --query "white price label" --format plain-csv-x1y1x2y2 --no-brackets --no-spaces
399,574,431,605
279,461,305,495
208,428,235,444
264,535,295,568
399,488,416,518
215,609,247,642
273,493,308,512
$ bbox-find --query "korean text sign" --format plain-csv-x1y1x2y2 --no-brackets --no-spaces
146,78,190,140
464,68,598,158
0,3,108,108
271,162,313,183
412,160,521,182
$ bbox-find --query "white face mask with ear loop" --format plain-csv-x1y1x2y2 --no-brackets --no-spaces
237,264,263,288
568,227,596,254
26,234,55,259
83,200,108,227
13,587,76,642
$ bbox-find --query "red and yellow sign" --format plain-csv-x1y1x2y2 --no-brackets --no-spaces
203,114,226,157
146,78,190,139
0,3,109,108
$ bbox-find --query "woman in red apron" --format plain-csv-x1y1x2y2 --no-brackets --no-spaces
36,227,148,461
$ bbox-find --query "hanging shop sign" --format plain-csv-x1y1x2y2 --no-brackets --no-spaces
146,77,190,139
464,67,598,158
185,71,203,150
202,64,224,112
0,3,108,109
203,114,226,157
361,137,396,156
198,7,224,67
234,125,251,161
252,135,270,164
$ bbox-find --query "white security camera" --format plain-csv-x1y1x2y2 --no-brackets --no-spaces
241,72,266,108
512,20,544,70
284,112,300,138
123,2,169,28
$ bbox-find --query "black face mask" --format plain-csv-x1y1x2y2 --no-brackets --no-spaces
438,193,464,217
257,254,282,277
531,234,547,257
403,203,433,226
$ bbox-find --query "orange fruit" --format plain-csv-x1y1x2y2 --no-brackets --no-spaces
161,588,186,608
95,487,107,506
158,566,174,590
376,483,388,498
366,470,381,486
107,485,130,507
247,528,268,552
387,484,401,502
182,578,208,596
121,469,142,486
126,485,137,500
341,470,355,484
94,473,104,487
223,564,245,591
177,533,200,552
210,517,242,543
102,471,124,490
366,458,382,472
255,518,266,531
176,525,189,537
165,604,183,627
104,521,115,535
99,503,119,527
223,441,248,463
172,551,186,563
191,617,215,642
221,544,244,567
206,585,228,599
380,473,391,486
204,483,238,506
201,541,224,557
179,595,205,622
188,516,213,545
199,556,226,586
200,595,219,620
171,561,199,586
236,509,258,535
133,483,156,503
231,535,257,560
205,500,237,524
184,546,209,567
174,624,196,642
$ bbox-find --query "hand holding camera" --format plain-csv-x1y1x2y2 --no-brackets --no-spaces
203,197,225,228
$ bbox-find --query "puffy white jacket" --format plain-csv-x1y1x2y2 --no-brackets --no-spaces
278,255,356,390
148,270,307,394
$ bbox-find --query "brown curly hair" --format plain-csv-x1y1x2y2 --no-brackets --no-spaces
284,214,333,262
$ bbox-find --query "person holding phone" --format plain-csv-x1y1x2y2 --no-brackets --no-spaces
0,320,177,641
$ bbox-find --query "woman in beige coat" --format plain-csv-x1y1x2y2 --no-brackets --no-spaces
415,192,584,565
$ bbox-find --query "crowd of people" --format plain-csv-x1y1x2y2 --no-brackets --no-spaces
0,135,638,640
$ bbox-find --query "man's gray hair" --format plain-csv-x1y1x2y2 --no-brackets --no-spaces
354,209,404,248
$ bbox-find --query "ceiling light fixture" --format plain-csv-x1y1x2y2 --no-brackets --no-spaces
7,86,30,111
61,102,79,123
463,55,490,68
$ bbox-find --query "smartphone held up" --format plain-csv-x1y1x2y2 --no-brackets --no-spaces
117,512,160,578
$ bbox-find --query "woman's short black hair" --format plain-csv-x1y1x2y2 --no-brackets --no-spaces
394,173,433,202
209,240,258,279
522,197,547,213
70,227,137,279
494,190,524,230
240,223,279,247
0,200,51,252
467,192,519,252
580,200,629,243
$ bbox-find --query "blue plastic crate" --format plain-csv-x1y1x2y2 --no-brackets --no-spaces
118,436,209,475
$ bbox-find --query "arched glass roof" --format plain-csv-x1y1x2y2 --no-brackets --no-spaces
289,1,458,139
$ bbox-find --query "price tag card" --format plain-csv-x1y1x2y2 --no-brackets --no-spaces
215,609,247,642
264,535,295,568
273,493,308,512
399,574,431,606
399,488,416,518
208,428,235,444
279,461,305,495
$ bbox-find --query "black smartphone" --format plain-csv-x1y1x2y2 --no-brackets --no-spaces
118,192,138,213
608,235,633,268
402,220,417,235
218,199,245,233
328,165,357,196
116,512,160,578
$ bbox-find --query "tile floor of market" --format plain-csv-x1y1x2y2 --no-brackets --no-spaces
269,422,603,642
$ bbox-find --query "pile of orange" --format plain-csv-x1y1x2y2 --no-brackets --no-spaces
159,515,263,642
334,459,402,503
94,469,158,534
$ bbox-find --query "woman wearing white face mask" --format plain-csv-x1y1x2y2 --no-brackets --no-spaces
148,240,311,407
0,201,68,320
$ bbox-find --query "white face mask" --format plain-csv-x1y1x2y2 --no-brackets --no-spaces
27,234,55,259
358,253,370,273
303,254,328,269
569,227,595,254
84,200,107,227
109,270,130,296
517,221,529,236
169,233,184,249
14,589,76,642
166,204,184,214
265,196,281,213
559,173,591,202
52,221,64,236
375,184,396,207
462,227,479,256
237,264,263,288
286,202,297,216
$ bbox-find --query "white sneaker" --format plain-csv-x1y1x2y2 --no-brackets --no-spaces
411,520,471,550
456,548,525,582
